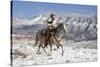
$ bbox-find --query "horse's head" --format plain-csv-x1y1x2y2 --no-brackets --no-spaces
60,23,68,33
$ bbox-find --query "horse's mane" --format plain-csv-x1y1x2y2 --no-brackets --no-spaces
55,23,63,31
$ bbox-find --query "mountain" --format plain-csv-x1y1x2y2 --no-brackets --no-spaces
12,14,49,27
12,13,97,41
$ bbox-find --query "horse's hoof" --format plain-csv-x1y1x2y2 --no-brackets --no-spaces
36,51,41,54
61,53,63,56
53,48,57,51
57,46,59,49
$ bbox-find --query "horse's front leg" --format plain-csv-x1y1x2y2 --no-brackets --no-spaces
52,35,60,49
59,43,64,56
41,44,46,53
49,41,52,52
38,44,41,52
56,40,61,49
37,43,42,54
56,42,59,49
38,39,46,54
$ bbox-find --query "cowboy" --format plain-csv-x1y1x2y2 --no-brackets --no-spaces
44,14,58,48
47,13,56,32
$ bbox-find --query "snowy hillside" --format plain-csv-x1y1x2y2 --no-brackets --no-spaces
12,39,97,66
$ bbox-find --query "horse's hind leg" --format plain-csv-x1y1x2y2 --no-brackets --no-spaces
37,43,46,54
38,44,41,52
34,40,38,47
59,43,64,56
40,39,47,53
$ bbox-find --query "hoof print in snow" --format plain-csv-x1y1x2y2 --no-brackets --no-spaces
83,46,87,49
76,47,80,49
48,57,53,60
91,52,97,55
75,56,80,59
83,51,86,53
72,48,76,50
85,58,90,60
66,60,70,63
93,57,97,61
47,54,51,56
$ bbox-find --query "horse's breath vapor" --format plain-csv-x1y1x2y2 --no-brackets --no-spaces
11,1,97,66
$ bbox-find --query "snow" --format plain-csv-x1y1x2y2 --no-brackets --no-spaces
12,39,97,66
12,13,97,66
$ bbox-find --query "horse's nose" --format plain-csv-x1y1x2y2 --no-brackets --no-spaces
64,29,67,33
64,28,68,33
63,28,65,32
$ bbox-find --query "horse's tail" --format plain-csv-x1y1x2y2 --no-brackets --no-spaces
34,32,38,46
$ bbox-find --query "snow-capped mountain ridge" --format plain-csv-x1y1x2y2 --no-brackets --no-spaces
13,12,96,26
12,13,97,41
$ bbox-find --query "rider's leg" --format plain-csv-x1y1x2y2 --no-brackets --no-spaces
50,32,60,48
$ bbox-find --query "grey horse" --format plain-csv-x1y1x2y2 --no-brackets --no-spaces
34,23,68,56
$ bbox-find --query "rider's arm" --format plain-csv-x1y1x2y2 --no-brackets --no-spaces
47,21,53,24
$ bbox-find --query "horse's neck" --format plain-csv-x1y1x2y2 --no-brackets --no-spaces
54,25,63,40
55,24,62,35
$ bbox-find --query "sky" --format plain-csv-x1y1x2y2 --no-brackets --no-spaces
11,1,97,19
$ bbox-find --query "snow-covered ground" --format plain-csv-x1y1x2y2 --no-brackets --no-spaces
12,39,97,66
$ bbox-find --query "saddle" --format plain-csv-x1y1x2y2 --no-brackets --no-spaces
42,26,55,35
42,27,55,43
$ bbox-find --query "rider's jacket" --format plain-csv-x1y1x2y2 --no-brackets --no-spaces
47,18,56,30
